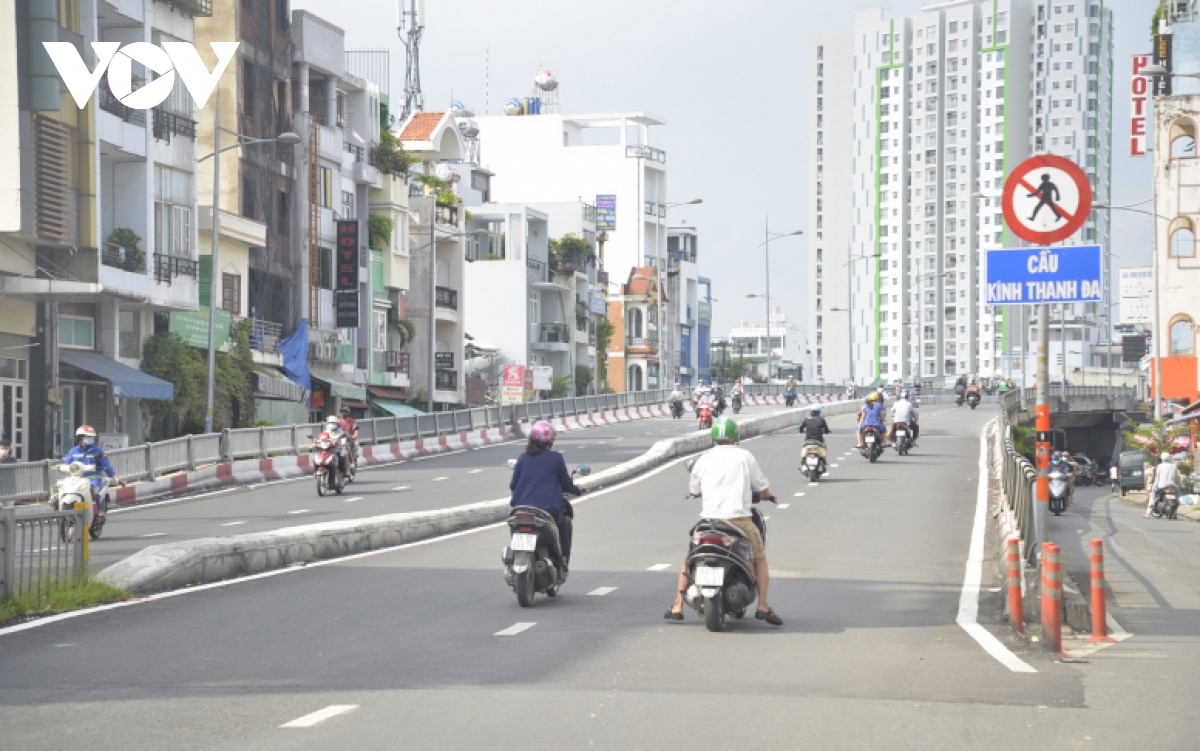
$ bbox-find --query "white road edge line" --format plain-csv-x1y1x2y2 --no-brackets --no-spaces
778,504,790,509
956,420,1037,674
280,705,358,728
343,497,363,503
0,449,703,638
494,622,536,636
587,587,618,596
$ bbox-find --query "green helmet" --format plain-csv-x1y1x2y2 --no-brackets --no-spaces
711,416,739,443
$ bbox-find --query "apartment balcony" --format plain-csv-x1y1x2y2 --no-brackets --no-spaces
532,323,571,352
153,253,198,284
232,316,282,354
626,335,658,353
153,0,213,15
152,109,197,144
435,286,458,310
98,80,146,127
102,243,146,274
310,341,355,364
435,204,459,227
574,316,590,345
626,144,667,163
97,79,147,157
435,369,458,392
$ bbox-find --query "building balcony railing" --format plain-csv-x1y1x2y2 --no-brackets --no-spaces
626,144,667,163
153,0,213,16
435,203,459,227
102,242,146,273
344,142,365,162
232,316,282,354
576,315,589,333
152,109,197,143
310,342,355,364
153,253,198,284
538,323,570,344
626,335,658,350
376,350,410,374
435,286,458,310
98,79,146,126
435,369,458,391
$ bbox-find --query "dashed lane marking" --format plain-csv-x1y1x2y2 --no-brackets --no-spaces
343,497,363,503
587,587,618,596
469,469,483,474
647,563,673,571
431,476,449,482
138,532,166,538
288,510,310,515
280,705,358,728
221,521,247,527
494,622,536,636
778,504,791,509
392,485,410,491
793,492,805,497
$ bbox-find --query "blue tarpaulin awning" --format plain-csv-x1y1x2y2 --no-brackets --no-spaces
59,350,175,400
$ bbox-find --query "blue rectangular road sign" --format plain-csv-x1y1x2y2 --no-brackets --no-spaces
985,245,1104,306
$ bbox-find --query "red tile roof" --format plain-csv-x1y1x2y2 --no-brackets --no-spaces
399,111,446,142
624,266,656,296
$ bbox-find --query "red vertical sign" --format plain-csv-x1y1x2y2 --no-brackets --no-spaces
1130,55,1150,158
336,220,359,290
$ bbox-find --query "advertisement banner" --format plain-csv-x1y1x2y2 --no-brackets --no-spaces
523,365,534,402
1130,54,1150,157
1153,34,1172,97
596,194,616,231
336,220,360,291
588,288,607,315
501,364,525,404
1119,266,1153,325
335,289,359,328
169,307,230,349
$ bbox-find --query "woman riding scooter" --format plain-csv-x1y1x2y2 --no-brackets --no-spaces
509,421,586,574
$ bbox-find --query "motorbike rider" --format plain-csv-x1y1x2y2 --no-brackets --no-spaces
509,421,585,573
339,406,359,470
0,439,15,464
63,426,120,516
798,406,831,463
856,392,889,448
665,417,781,625
954,377,966,402
966,380,982,399
1109,463,1120,493
888,390,919,446
1145,452,1179,519
730,380,745,405
315,416,350,478
712,386,727,416
695,388,716,428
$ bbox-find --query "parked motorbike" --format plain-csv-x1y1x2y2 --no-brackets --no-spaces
680,459,774,632
800,441,826,481
50,462,112,542
967,392,980,410
860,425,885,463
313,435,344,496
1151,484,1180,520
1049,469,1070,516
698,404,714,430
502,463,590,606
732,393,743,414
670,398,684,419
893,422,913,456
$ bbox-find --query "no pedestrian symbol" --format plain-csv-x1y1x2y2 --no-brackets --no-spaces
1001,154,1091,246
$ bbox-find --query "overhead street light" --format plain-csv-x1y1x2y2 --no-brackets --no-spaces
757,224,802,382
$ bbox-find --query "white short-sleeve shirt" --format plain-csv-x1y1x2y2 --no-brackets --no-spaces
688,444,770,520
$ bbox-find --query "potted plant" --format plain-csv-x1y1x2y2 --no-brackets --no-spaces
106,227,145,273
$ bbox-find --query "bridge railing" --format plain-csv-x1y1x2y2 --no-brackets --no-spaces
998,412,1037,563
0,504,86,602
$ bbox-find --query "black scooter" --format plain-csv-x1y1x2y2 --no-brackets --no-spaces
893,422,914,456
860,425,885,463
670,399,684,419
967,392,980,410
502,463,590,607
732,393,743,414
1151,484,1180,520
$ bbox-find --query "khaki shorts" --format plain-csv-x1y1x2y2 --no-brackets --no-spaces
727,516,765,559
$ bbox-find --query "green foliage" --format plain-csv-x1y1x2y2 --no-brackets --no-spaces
406,388,428,409
371,127,415,176
574,364,594,396
595,315,614,390
387,309,416,349
549,374,573,398
549,233,593,267
1011,425,1037,463
1121,413,1189,457
0,574,128,626
216,317,257,430
105,227,145,272
368,214,394,250
1151,0,1165,39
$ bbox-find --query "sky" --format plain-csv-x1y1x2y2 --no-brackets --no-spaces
296,0,1156,359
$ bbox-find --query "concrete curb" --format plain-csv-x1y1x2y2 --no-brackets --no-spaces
98,398,860,594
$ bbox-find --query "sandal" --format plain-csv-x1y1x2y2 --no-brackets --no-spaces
755,608,783,626
663,607,684,621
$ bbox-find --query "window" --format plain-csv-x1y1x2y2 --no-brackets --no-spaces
373,310,387,352
155,165,193,257
319,168,333,208
241,175,256,218
1170,218,1195,258
221,273,241,316
119,309,140,359
276,0,288,31
319,247,333,289
342,190,355,219
278,191,289,234
58,316,95,349
1170,118,1196,159
1170,318,1194,355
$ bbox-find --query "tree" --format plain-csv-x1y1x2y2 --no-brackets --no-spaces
549,233,593,268
388,310,416,349
1121,414,1190,458
595,316,614,390
371,127,415,176
215,318,257,429
574,364,594,396
140,332,207,437
368,214,393,251
549,374,573,398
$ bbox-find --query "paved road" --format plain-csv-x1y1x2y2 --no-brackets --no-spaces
78,403,784,572
2,404,1197,749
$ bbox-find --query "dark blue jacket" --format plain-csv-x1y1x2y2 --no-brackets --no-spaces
509,449,582,518
64,444,116,489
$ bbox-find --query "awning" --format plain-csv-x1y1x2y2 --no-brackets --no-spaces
311,375,367,402
373,399,424,417
59,350,174,400
343,399,369,410
368,386,408,401
253,370,308,403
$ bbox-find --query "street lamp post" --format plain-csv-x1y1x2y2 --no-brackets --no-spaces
197,94,301,433
752,224,802,383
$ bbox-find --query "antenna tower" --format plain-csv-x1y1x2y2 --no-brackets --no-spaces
398,0,425,123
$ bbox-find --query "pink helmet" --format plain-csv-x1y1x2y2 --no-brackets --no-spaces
529,420,556,444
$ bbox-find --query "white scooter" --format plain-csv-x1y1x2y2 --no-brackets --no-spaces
50,462,112,542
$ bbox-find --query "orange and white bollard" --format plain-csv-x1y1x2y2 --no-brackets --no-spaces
1089,539,1114,644
1043,543,1063,653
1006,537,1025,636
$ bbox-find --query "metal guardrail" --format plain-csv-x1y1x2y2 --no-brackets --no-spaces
0,383,849,504
1,505,85,601
998,416,1037,564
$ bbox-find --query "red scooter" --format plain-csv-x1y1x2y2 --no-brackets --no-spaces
313,435,345,496
697,404,714,430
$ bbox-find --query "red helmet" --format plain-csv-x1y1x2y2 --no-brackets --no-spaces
75,425,97,438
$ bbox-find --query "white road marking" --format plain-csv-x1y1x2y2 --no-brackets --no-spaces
280,705,358,728
469,469,483,474
647,563,673,571
288,510,310,515
778,504,791,509
830,464,840,468
587,587,618,596
343,497,363,503
956,421,1037,673
138,532,166,538
392,485,410,491
494,622,536,636
221,521,247,527
793,492,805,497
431,476,449,482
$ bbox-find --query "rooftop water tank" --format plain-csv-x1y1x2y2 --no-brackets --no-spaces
503,98,523,116
534,69,558,91
457,119,480,139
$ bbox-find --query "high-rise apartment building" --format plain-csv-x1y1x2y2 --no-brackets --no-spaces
809,1,1112,386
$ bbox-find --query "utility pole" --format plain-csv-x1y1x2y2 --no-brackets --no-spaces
1034,301,1050,554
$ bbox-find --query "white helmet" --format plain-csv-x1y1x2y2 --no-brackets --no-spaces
1161,452,1170,462
326,416,341,429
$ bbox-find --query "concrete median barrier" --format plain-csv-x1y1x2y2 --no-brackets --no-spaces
99,400,866,594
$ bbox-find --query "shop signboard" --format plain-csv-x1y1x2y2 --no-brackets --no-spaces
335,289,359,328
501,364,524,404
169,307,230,349
596,194,616,231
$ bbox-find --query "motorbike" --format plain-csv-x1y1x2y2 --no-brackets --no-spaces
712,394,727,418
50,462,112,542
732,393,743,414
680,459,774,632
698,404,714,430
312,435,345,496
341,435,357,484
1151,484,1180,520
800,440,826,481
860,425,885,463
893,421,913,456
967,392,980,410
670,398,684,419
1048,469,1070,516
784,390,796,408
502,463,591,606
955,392,965,407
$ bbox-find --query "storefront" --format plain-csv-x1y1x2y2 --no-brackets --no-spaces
310,374,367,422
56,350,174,456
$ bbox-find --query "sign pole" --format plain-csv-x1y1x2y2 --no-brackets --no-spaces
1034,301,1050,554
